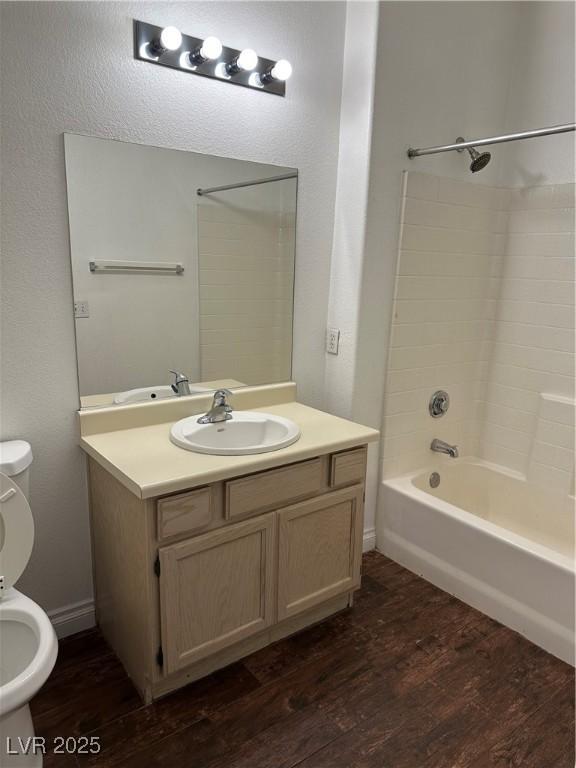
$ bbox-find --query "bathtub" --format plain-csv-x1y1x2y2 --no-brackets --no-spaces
379,459,575,664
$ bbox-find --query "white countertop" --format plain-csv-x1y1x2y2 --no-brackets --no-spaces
80,400,379,499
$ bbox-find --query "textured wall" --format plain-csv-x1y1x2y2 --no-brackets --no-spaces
0,1,345,616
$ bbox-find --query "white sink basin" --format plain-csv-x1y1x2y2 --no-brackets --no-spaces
114,384,211,404
170,411,301,455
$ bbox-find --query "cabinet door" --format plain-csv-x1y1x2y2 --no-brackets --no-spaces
277,486,364,620
159,513,275,674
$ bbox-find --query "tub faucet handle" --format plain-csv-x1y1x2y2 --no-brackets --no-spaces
430,391,450,418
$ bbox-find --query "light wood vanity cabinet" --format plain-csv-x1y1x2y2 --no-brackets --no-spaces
156,486,213,540
87,445,368,703
159,513,276,674
277,487,364,620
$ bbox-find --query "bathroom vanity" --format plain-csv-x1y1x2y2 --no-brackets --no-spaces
67,136,380,703
79,384,379,702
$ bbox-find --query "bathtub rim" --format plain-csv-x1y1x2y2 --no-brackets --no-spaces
382,457,574,574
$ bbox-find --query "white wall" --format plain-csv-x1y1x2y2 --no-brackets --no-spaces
324,0,379,420
324,0,379,544
499,1,575,186
0,1,346,619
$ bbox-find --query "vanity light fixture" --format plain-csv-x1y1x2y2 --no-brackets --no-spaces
134,20,290,96
149,26,182,55
189,36,223,65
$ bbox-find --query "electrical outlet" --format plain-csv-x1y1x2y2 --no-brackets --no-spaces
74,301,90,318
326,327,340,355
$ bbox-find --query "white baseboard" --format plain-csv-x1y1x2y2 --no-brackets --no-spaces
362,527,376,552
49,598,96,639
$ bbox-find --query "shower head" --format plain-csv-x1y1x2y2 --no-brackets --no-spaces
455,137,491,173
468,146,491,172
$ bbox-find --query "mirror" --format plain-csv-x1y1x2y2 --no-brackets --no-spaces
64,134,297,408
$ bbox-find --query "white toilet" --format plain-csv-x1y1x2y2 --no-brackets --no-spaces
0,441,58,767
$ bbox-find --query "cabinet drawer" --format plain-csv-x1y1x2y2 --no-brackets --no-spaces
330,447,367,488
157,487,212,541
225,458,324,521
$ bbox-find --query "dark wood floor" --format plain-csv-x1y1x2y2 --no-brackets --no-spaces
32,552,574,767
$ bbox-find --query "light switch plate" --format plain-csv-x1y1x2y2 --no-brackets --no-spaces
74,301,90,318
326,327,340,355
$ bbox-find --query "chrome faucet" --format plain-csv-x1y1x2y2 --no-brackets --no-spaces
430,438,459,458
170,370,191,397
197,389,233,424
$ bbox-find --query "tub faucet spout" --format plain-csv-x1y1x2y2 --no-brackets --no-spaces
431,438,459,458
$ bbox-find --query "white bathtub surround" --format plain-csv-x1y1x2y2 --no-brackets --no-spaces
481,183,575,485
379,459,575,664
198,203,295,385
527,394,575,496
382,172,575,488
383,171,507,479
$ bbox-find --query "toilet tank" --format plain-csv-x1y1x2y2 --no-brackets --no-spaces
0,440,33,499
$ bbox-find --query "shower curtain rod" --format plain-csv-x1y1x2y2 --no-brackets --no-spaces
407,122,576,158
197,172,297,196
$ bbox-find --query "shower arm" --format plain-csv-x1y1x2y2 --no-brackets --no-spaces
407,122,576,158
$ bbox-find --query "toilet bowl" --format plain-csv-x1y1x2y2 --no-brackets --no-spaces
0,442,58,767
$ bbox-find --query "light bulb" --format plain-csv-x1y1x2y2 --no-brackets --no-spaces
260,58,293,85
190,35,223,65
270,59,292,81
237,48,258,71
226,47,258,75
159,26,182,52
200,36,223,61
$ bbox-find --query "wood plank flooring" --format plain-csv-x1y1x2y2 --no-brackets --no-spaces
31,552,575,767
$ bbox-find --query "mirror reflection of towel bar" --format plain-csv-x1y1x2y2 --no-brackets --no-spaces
89,260,184,274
